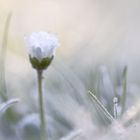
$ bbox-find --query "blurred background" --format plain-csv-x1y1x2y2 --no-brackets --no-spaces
0,0,140,140
0,0,140,81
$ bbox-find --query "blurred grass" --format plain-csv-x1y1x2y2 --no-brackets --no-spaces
0,13,11,101
121,66,128,114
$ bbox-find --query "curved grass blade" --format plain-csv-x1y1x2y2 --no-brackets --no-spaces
0,98,19,116
0,13,12,101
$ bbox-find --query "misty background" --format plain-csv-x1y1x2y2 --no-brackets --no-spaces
0,0,139,80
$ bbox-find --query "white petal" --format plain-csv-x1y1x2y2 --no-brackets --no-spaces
25,31,59,60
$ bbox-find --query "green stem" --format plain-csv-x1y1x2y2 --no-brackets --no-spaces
37,70,47,140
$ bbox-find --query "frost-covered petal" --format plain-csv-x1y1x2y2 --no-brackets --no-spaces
25,31,59,60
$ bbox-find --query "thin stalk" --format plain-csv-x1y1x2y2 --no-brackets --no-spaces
88,91,114,122
37,70,47,140
121,66,127,114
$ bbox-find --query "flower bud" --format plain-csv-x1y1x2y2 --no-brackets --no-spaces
25,31,59,70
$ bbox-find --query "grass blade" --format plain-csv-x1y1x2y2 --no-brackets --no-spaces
0,13,12,101
88,90,114,122
0,98,19,116
121,66,128,114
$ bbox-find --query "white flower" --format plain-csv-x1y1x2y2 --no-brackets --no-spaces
25,31,59,61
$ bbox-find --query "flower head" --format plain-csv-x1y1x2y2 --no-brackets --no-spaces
25,31,59,70
25,31,59,60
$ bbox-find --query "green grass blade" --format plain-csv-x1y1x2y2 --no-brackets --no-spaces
88,90,114,122
0,13,12,101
